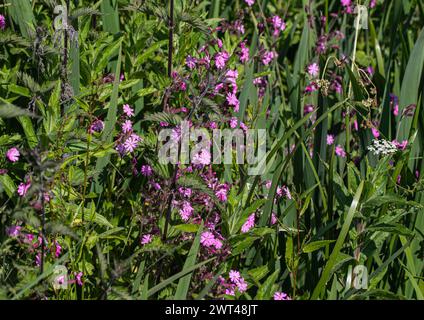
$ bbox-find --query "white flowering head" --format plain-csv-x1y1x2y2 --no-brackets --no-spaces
367,139,398,156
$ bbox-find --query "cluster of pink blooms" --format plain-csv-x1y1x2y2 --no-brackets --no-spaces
6,226,65,265
200,231,223,250
217,270,248,296
115,104,142,156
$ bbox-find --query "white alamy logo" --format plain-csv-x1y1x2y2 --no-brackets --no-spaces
346,265,368,290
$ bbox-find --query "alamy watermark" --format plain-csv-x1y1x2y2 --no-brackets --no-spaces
158,121,267,175
346,264,368,290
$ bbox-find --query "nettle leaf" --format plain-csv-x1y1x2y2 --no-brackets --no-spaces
143,112,182,126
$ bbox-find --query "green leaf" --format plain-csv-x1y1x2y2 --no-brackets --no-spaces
303,240,335,253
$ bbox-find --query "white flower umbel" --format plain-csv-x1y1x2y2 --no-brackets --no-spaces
367,139,398,156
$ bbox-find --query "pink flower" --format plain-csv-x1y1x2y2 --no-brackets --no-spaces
225,288,235,296
229,270,241,283
54,240,62,258
393,104,399,116
215,184,228,202
200,231,216,247
123,104,135,117
215,51,229,69
229,117,238,128
6,147,20,162
226,93,240,112
341,0,352,6
88,119,104,133
236,278,248,293
75,272,84,286
186,55,197,69
6,225,21,237
179,201,194,221
125,134,141,153
122,120,133,133
371,127,380,139
307,63,320,77
141,165,153,177
192,149,211,166
276,186,292,200
17,181,31,197
271,213,278,225
261,51,275,65
239,42,249,63
274,291,291,300
244,0,255,6
141,234,153,245
178,187,192,198
327,134,335,145
0,14,5,30
392,140,408,151
335,145,346,158
241,214,255,233
271,16,286,36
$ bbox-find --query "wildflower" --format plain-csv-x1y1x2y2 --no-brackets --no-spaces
265,180,272,189
88,119,104,133
236,278,248,293
226,93,240,112
179,187,192,198
367,139,398,156
225,288,235,296
307,63,320,77
123,104,135,117
215,51,229,69
75,272,84,286
150,181,161,190
326,134,335,145
185,55,197,69
6,147,20,162
122,120,133,133
215,185,228,202
239,42,249,63
123,134,140,153
335,145,346,158
371,127,380,139
241,214,255,233
244,0,255,6
277,186,292,200
226,69,238,85
271,16,286,37
141,165,153,177
17,180,31,197
274,291,291,300
213,238,223,249
0,14,5,30
54,240,62,258
141,234,153,245
261,51,275,65
192,149,211,166
229,117,238,129
392,140,408,151
271,213,278,225
229,270,241,283
341,0,352,7
6,225,21,237
200,231,216,247
178,201,193,221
